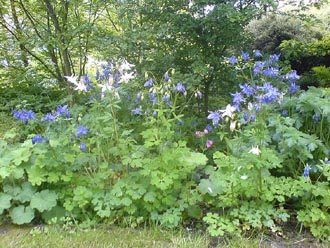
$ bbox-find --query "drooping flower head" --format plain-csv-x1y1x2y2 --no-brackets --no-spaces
131,107,143,115
32,135,44,144
56,105,70,118
174,83,186,93
242,52,250,62
144,78,154,87
303,166,310,178
254,50,262,58
228,56,238,65
80,143,87,151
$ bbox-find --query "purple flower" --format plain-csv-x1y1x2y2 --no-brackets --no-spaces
313,113,321,122
148,92,158,103
282,110,288,117
263,67,279,77
144,78,154,87
132,107,143,115
286,70,300,81
191,120,198,127
253,62,264,76
254,50,262,58
243,112,249,121
242,52,250,62
269,54,281,63
232,92,245,106
12,109,36,125
76,126,88,138
56,105,70,118
205,124,213,132
228,56,238,64
207,111,221,126
239,83,254,96
42,113,57,122
303,166,310,178
250,113,256,122
164,72,170,81
80,143,87,151
174,83,186,93
177,120,184,126
162,94,170,102
289,82,300,94
206,140,214,148
196,91,202,99
32,135,44,144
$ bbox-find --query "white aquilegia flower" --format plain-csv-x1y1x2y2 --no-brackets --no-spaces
64,75,88,92
230,120,237,132
220,104,236,119
240,175,248,180
119,72,135,84
119,59,135,73
248,145,261,155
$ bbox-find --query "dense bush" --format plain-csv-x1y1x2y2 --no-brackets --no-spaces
245,13,322,53
1,54,330,241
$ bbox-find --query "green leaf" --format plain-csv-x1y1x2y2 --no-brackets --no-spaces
30,190,58,212
41,206,66,224
10,206,35,225
15,182,36,203
0,193,12,214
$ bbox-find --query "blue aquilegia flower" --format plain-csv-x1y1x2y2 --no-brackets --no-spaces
76,126,88,138
174,83,186,93
56,105,70,118
162,94,170,102
228,56,238,65
254,50,262,58
232,92,245,107
269,54,280,63
253,61,264,76
144,78,154,87
42,113,57,122
239,83,254,96
196,90,202,99
263,67,279,77
80,143,87,151
32,135,45,144
242,51,250,62
164,72,170,82
288,82,300,94
285,70,300,82
282,110,288,117
131,107,143,115
12,109,36,125
313,112,321,122
207,111,221,126
205,124,213,132
303,166,310,178
148,92,158,103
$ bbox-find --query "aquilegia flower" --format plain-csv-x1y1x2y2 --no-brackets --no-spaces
240,83,254,96
65,75,88,92
56,105,70,118
303,166,310,178
288,82,300,94
242,52,250,62
131,107,143,115
32,135,45,144
220,104,236,119
42,113,57,122
248,145,261,155
174,83,186,93
228,56,238,65
164,72,170,81
207,111,221,126
144,78,154,87
12,109,36,125
254,50,262,58
285,70,300,81
80,143,87,151
263,67,279,77
76,126,88,138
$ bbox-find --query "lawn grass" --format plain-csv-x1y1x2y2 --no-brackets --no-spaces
0,224,272,248
1,224,327,248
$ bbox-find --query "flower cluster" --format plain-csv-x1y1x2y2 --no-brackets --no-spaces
42,105,70,122
12,109,36,125
31,135,49,144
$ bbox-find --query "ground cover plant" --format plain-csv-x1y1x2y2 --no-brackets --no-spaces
1,49,330,245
